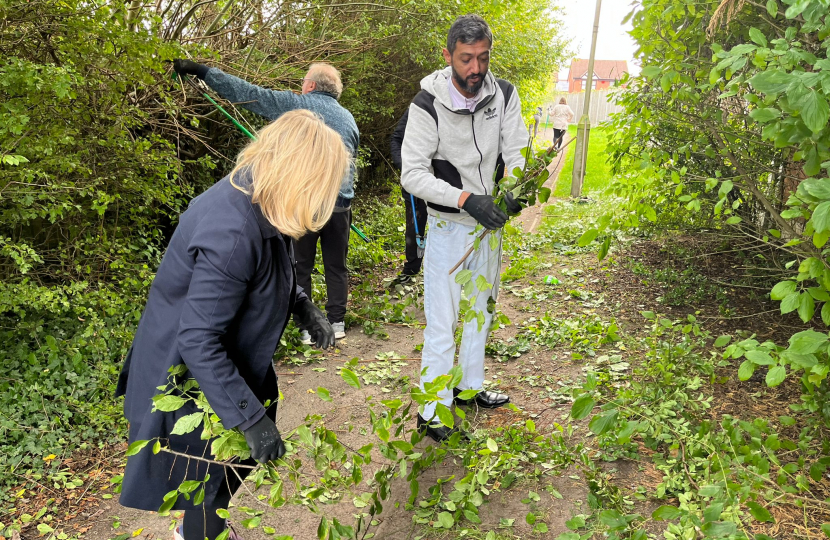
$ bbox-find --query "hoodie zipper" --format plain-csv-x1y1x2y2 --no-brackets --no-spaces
437,75,498,195
470,115,486,194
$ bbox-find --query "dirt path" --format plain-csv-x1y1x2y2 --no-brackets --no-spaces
513,133,571,234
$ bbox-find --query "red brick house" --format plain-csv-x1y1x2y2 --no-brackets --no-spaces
567,59,629,93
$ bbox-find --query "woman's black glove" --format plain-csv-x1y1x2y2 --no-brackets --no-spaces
294,299,335,349
462,194,508,230
172,59,209,79
504,192,523,215
242,415,286,464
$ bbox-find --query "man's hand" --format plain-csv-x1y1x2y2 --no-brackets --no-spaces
504,192,522,215
172,59,209,80
294,299,335,349
242,415,286,464
462,194,508,230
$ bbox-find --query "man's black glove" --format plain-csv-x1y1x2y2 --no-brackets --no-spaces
172,59,209,80
504,192,523,215
462,194,508,230
294,299,335,349
242,415,286,464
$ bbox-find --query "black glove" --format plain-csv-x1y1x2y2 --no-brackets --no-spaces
172,59,209,79
504,191,522,215
294,299,335,349
242,415,286,464
462,194,508,230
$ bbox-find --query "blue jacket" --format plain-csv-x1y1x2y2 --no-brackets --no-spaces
204,68,359,207
115,173,305,511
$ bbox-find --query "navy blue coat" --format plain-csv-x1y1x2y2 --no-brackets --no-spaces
115,173,305,511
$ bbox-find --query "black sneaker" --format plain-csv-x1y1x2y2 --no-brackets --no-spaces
388,273,415,288
416,414,467,442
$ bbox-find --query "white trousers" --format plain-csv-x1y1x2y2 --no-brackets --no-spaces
420,216,501,421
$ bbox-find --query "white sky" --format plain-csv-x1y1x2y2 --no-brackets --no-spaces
556,0,640,81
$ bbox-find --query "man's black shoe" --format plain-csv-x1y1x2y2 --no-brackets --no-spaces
388,273,415,288
453,388,510,409
416,414,467,442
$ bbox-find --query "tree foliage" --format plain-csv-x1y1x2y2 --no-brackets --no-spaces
598,0,830,415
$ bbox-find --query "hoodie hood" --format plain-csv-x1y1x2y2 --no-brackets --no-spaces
420,67,499,112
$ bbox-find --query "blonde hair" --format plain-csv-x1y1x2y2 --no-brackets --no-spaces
230,110,349,239
306,63,343,99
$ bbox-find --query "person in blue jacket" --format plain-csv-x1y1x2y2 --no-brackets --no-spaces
115,110,348,540
173,59,359,343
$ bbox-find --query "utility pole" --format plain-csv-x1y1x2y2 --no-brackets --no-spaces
571,0,602,198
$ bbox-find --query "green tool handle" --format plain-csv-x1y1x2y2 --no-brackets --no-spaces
174,71,370,243
201,92,256,140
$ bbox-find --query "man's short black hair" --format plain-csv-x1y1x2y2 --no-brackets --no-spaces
446,14,493,55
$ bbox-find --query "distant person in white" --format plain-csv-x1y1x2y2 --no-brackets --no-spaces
551,97,574,150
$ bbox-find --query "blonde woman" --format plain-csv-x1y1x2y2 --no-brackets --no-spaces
115,110,349,540
552,97,575,150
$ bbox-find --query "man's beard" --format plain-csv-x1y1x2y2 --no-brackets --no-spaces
452,67,486,95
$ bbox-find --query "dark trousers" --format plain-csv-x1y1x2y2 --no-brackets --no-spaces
553,128,566,149
293,208,351,323
402,187,428,276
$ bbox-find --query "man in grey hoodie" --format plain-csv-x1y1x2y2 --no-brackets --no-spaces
401,14,527,442
172,60,358,343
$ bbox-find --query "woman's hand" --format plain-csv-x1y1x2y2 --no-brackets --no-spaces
294,299,335,349
242,415,286,463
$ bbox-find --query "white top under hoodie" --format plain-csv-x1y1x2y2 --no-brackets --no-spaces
401,67,528,226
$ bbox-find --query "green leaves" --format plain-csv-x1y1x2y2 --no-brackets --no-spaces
714,335,732,347
788,329,828,354
770,280,797,300
738,361,756,381
802,179,830,200
748,70,791,94
766,365,787,386
749,107,781,122
340,368,360,389
435,403,454,428
749,27,768,47
170,413,203,436
797,89,830,132
126,440,150,457
152,394,187,412
588,410,619,435
652,505,682,520
454,269,473,285
641,65,662,79
578,229,598,247
570,394,596,420
436,511,454,528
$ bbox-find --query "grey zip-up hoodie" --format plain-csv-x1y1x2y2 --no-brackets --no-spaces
400,67,528,226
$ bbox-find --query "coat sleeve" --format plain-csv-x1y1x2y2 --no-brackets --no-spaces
177,210,266,430
389,110,409,170
203,68,302,120
500,87,528,176
401,104,462,208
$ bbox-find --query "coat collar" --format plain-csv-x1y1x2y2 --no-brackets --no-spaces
252,203,281,239
309,90,338,100
232,170,281,239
